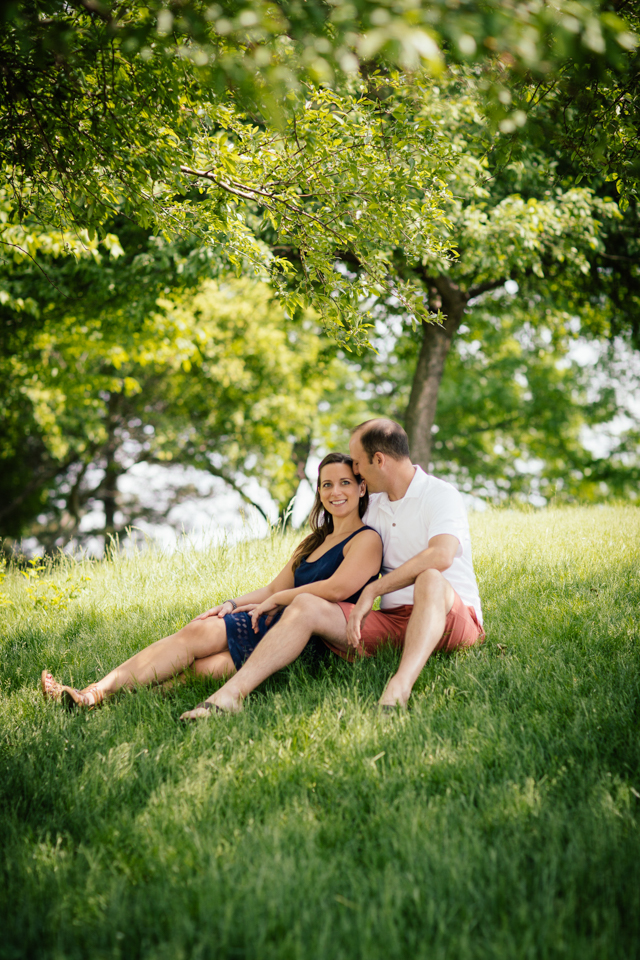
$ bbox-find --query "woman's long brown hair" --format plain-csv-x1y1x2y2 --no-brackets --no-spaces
291,452,369,572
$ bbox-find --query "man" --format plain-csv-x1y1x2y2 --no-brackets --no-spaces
186,418,484,716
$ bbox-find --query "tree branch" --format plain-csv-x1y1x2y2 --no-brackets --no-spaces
467,277,510,299
73,0,113,24
180,166,348,243
461,415,523,435
201,465,271,522
0,240,86,300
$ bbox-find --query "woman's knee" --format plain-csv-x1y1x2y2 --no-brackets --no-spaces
174,620,201,647
176,617,225,655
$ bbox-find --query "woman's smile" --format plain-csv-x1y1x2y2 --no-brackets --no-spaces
319,462,364,517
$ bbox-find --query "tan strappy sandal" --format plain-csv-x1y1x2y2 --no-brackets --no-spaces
60,684,104,710
41,670,64,701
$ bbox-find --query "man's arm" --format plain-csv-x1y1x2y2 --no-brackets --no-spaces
346,534,459,647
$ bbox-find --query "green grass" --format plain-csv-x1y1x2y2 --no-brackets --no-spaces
1,506,639,960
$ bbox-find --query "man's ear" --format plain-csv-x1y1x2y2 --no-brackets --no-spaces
373,452,385,468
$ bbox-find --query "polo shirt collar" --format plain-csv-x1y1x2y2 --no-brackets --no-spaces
375,465,427,513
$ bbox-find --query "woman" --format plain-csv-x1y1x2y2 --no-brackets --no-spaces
41,453,382,713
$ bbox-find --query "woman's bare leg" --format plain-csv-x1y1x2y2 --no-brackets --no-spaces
91,617,230,700
157,651,236,693
191,651,236,681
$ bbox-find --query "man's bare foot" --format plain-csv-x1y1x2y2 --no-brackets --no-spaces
377,678,410,710
179,689,244,721
180,701,225,721
209,688,244,713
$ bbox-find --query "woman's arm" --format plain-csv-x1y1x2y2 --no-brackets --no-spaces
250,530,382,624
193,559,297,620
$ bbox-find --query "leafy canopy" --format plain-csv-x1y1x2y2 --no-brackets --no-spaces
353,70,639,496
2,0,638,340
0,245,362,547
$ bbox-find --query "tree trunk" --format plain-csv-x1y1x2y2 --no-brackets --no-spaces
405,276,469,470
101,393,121,540
57,461,88,543
281,431,312,528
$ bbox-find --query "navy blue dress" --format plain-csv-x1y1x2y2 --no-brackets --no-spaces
224,526,380,670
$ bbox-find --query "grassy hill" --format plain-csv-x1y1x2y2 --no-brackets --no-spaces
1,507,639,960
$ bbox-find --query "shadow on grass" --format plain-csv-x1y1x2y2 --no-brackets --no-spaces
1,554,639,959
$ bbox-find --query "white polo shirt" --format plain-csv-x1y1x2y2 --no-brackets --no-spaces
363,466,483,624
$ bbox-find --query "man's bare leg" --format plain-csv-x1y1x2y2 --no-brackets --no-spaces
182,594,347,717
379,569,455,709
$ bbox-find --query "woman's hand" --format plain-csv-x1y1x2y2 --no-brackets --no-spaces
250,596,285,633
192,602,231,621
193,601,257,621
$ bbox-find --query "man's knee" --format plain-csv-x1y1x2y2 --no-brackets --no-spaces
285,593,326,618
280,594,333,636
414,569,453,606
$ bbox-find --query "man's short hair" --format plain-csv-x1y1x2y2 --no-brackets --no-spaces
352,418,411,462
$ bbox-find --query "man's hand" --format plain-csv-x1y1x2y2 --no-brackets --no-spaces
346,587,376,649
250,597,284,633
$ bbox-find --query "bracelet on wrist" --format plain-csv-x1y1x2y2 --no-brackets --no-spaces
224,598,238,610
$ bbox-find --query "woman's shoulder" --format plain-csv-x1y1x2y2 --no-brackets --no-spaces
343,526,383,550
357,524,383,540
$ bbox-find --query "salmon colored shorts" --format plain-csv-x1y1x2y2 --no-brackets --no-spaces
324,590,485,661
